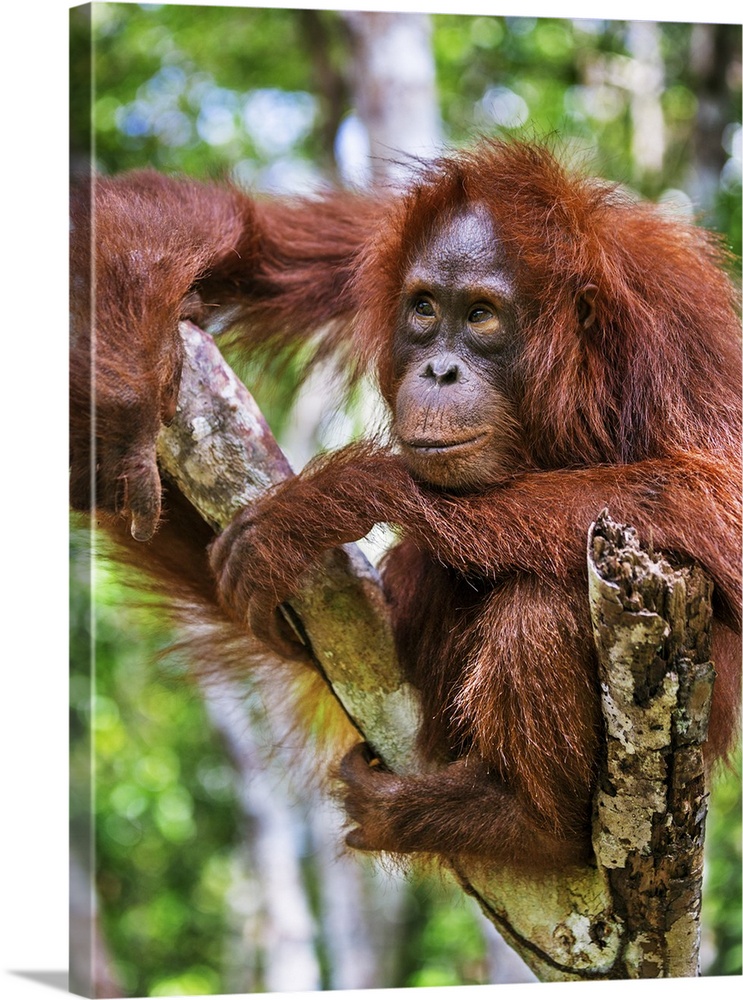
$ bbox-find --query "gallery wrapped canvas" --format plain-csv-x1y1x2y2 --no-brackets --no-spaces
69,3,742,996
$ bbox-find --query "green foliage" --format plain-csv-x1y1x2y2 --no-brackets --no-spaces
433,16,742,201
399,877,490,987
76,7,742,245
73,7,742,271
703,756,742,976
80,3,335,182
70,528,241,997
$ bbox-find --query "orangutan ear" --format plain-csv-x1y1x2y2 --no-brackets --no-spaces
576,283,598,331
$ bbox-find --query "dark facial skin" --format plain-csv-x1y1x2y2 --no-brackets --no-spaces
392,207,524,489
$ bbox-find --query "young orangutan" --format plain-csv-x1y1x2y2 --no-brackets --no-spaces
71,140,742,871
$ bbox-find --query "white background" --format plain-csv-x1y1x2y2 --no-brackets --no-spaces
1,1,740,998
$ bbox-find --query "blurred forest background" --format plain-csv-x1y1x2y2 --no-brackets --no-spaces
70,3,742,997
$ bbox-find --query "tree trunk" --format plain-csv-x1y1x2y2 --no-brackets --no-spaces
686,23,738,210
339,10,442,185
625,21,666,182
203,684,322,993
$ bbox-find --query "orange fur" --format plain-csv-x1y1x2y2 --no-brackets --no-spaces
71,141,742,872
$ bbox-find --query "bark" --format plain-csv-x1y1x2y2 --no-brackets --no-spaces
588,513,714,977
157,321,714,981
158,321,422,775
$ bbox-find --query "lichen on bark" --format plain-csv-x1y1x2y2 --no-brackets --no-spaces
588,512,714,978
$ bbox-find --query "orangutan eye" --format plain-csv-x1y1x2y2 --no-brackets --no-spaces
468,304,500,334
414,296,436,318
469,307,492,323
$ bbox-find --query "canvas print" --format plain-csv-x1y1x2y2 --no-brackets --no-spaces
69,3,742,996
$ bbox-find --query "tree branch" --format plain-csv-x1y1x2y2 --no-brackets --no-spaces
157,320,713,980
588,513,714,977
157,321,422,774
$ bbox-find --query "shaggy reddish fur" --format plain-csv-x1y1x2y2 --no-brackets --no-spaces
70,170,382,534
71,141,742,872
